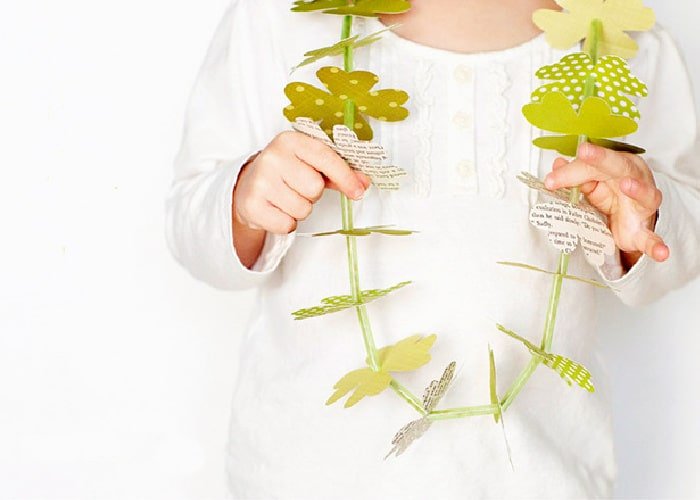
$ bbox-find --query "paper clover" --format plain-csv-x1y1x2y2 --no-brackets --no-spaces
497,324,595,392
327,334,437,408
533,0,656,59
385,362,456,458
292,280,411,320
284,66,409,141
529,199,615,267
292,0,411,16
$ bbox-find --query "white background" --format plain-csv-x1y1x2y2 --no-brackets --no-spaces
0,1,697,498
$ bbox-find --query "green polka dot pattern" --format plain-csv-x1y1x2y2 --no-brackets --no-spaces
531,52,648,120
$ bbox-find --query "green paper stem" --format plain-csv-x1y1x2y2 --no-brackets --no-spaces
427,405,499,421
338,14,381,371
501,18,603,408
390,379,428,416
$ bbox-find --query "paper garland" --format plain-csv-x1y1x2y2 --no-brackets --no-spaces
282,0,656,459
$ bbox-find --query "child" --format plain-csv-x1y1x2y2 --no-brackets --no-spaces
166,0,700,497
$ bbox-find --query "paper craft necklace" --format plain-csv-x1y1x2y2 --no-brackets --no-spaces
281,0,655,459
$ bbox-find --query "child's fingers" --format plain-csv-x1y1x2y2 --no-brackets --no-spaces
545,158,602,189
269,181,313,222
633,227,670,263
291,134,366,200
326,171,371,194
576,142,637,180
619,176,663,212
249,201,297,234
280,158,326,202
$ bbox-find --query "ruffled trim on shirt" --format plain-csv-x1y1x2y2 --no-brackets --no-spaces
483,63,511,199
412,59,436,198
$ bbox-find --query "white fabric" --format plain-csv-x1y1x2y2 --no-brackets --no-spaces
165,1,700,498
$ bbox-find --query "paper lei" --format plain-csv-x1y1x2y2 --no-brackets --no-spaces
280,0,655,459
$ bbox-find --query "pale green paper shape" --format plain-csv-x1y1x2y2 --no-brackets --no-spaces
291,0,411,16
489,347,501,424
532,0,656,59
534,135,645,157
523,92,638,138
497,324,595,392
327,334,438,408
292,26,397,72
489,348,514,469
303,225,416,237
284,66,410,141
497,261,609,289
531,52,647,120
292,280,412,320
385,361,456,458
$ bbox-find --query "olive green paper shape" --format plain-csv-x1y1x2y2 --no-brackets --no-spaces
292,26,397,72
532,52,647,119
305,225,416,237
534,135,645,157
284,66,410,140
523,92,638,138
497,324,595,392
292,0,411,16
385,362,456,458
533,0,656,59
327,334,437,408
292,280,412,320
489,347,502,424
497,261,609,289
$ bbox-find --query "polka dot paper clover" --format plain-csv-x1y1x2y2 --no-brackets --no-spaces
283,66,410,140
531,52,648,120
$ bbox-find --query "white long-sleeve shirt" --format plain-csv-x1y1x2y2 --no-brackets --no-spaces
165,1,700,498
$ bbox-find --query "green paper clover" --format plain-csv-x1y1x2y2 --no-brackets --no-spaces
291,0,411,16
523,92,638,139
532,0,656,59
497,261,610,289
292,280,411,320
327,334,437,408
284,66,410,141
291,27,395,72
532,52,647,120
497,324,595,393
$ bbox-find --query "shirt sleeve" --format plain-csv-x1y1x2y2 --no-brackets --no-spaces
595,25,700,307
165,0,296,290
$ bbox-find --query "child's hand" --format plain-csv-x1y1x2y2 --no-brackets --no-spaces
544,142,670,268
234,131,370,234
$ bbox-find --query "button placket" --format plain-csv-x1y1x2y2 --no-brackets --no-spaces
447,62,477,196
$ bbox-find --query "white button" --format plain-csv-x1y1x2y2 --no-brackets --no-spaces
452,111,472,129
456,159,475,178
453,64,473,84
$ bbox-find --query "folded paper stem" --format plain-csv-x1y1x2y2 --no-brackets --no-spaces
427,405,500,421
502,19,604,409
390,379,428,416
